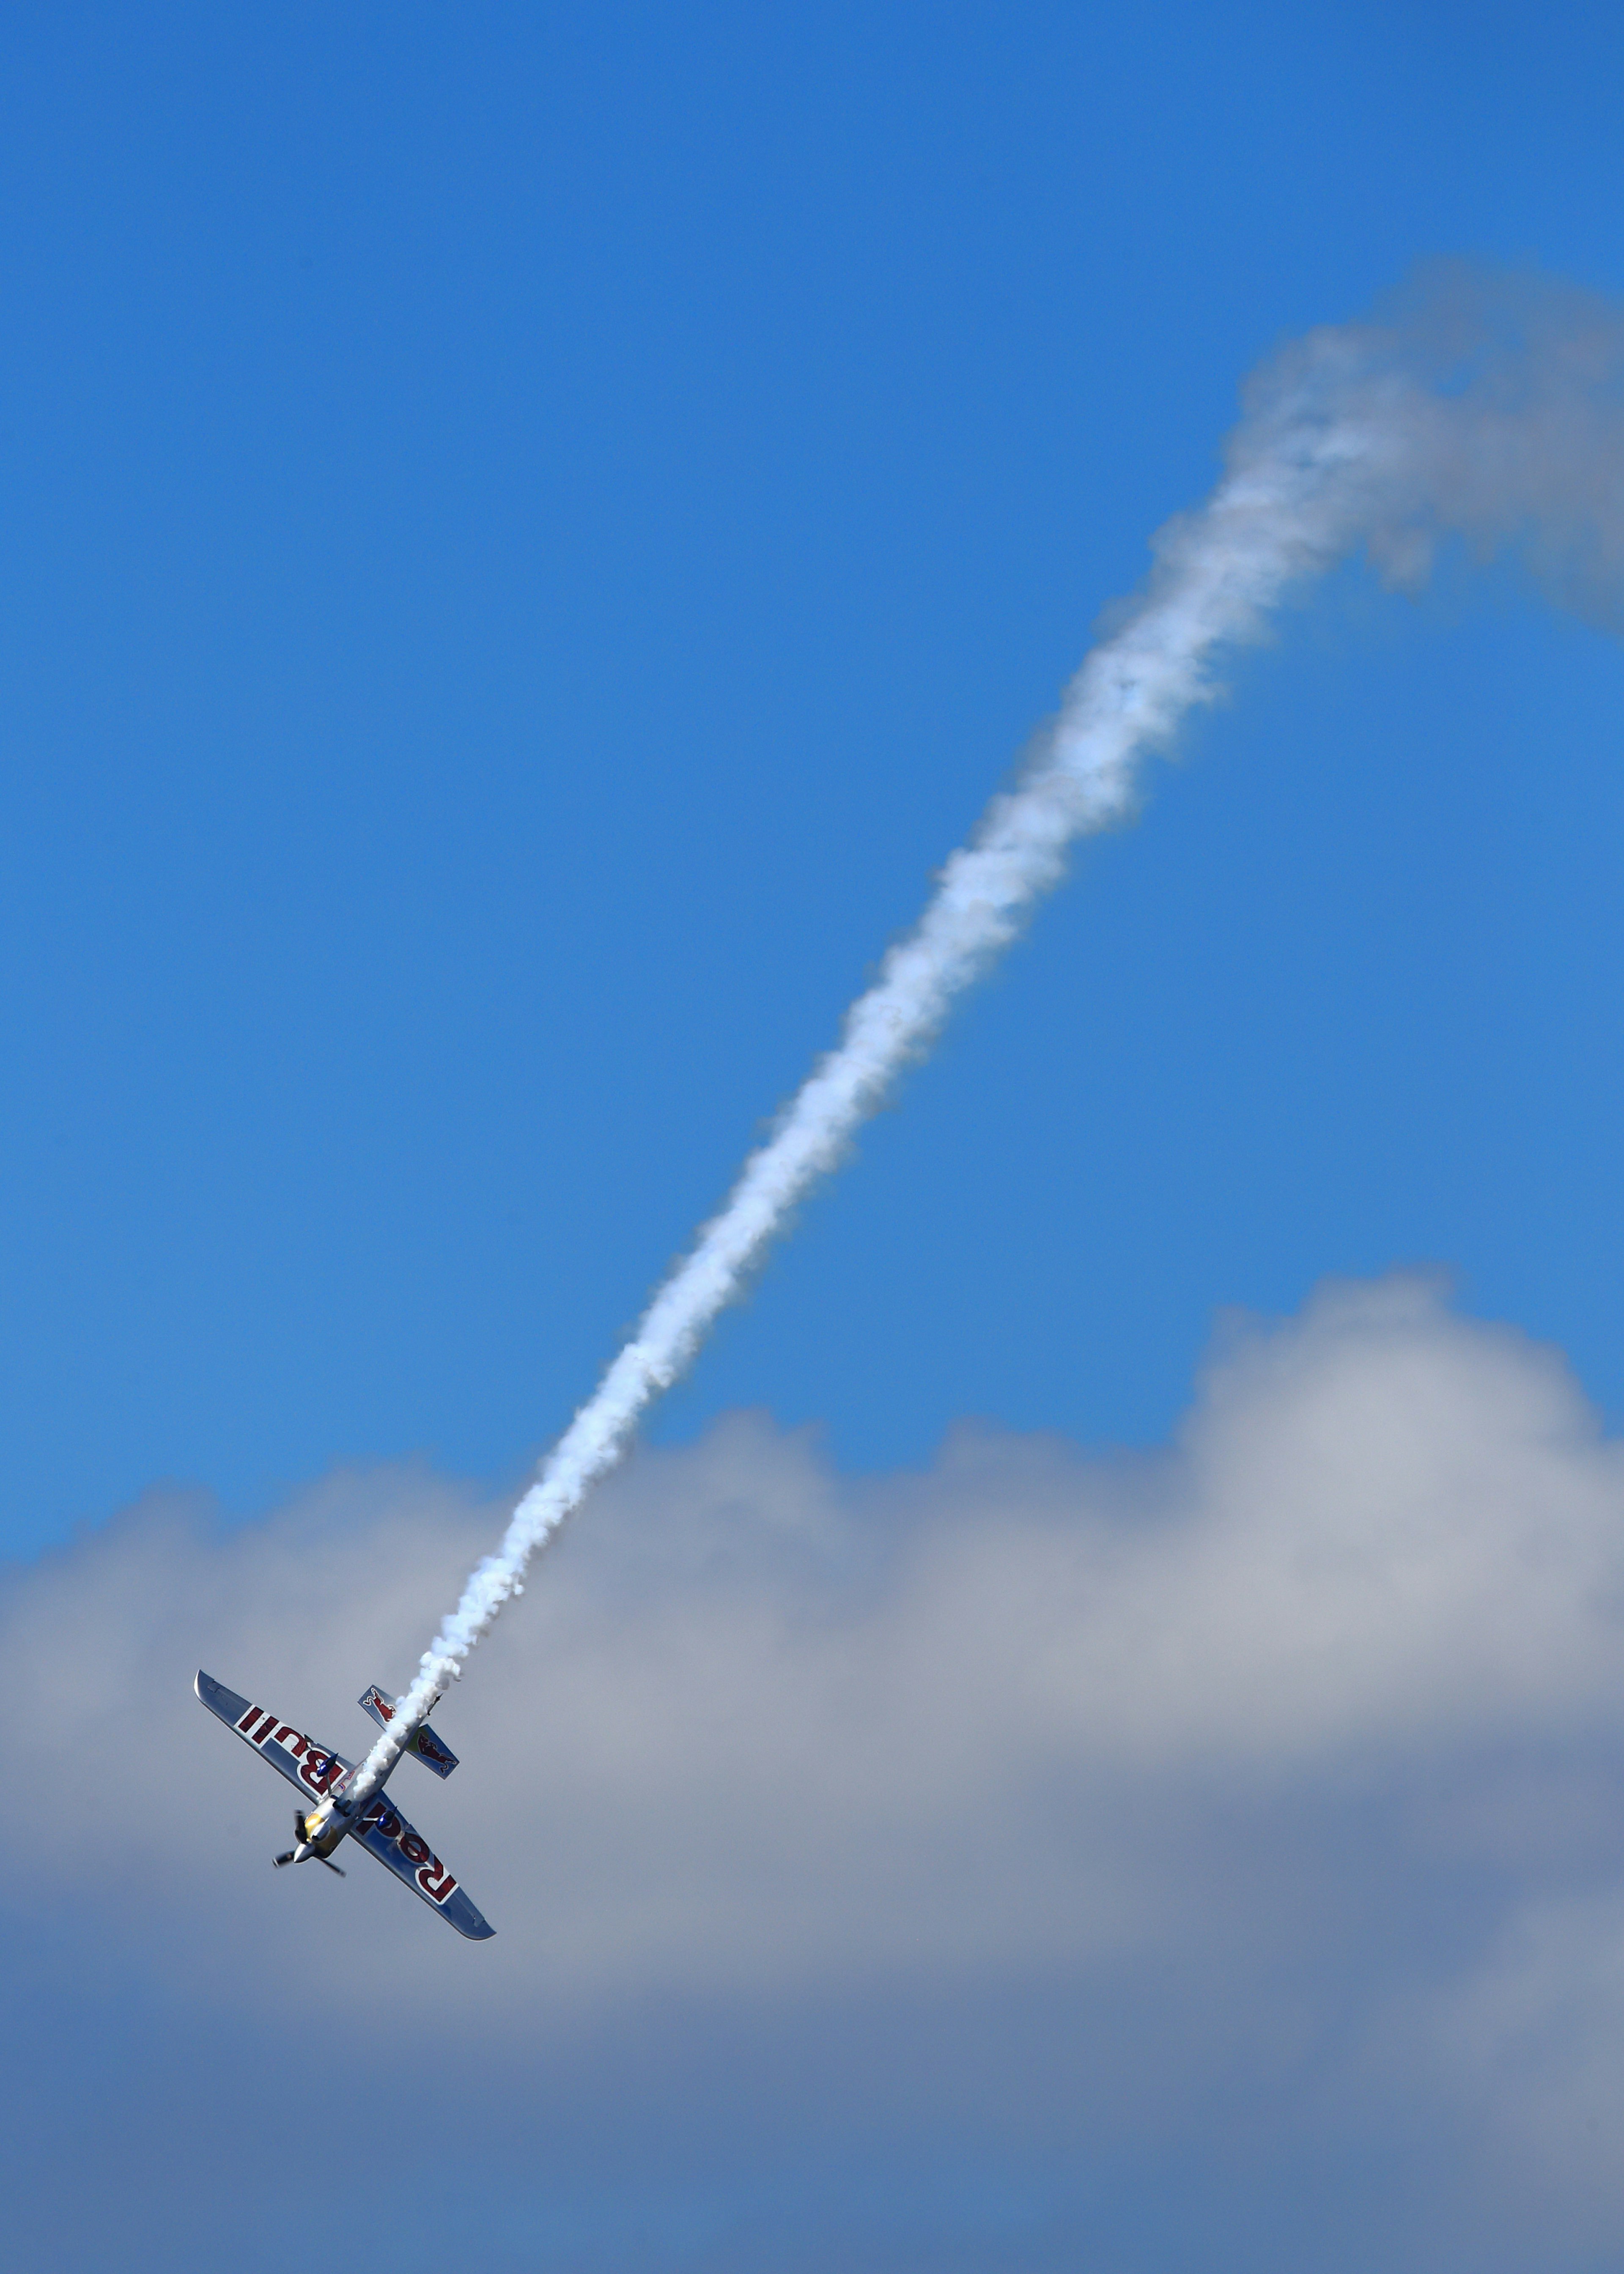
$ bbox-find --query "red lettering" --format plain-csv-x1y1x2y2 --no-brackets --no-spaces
272,1725,299,1747
372,1808,402,1843
237,1705,262,1733
416,1859,457,1904
399,1832,430,1867
253,1712,278,1744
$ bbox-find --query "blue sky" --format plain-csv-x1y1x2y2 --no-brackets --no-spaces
3,0,1622,1548
8,5,1624,2269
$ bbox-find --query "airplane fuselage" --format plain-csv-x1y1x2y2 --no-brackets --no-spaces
292,1753,392,1862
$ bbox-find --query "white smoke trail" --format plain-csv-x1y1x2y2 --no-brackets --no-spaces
333,267,1624,1816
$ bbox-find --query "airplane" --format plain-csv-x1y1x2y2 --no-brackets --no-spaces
194,1669,495,1939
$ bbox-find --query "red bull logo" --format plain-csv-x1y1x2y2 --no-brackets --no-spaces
358,1796,459,1904
234,1705,347,1796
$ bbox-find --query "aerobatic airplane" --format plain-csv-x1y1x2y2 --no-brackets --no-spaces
194,1670,495,1939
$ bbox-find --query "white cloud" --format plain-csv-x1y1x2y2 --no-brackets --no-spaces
12,1272,1624,2245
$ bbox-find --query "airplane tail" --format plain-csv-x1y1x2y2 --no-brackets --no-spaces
357,1684,459,1779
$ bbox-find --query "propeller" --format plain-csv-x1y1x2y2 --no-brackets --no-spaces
272,1811,345,1875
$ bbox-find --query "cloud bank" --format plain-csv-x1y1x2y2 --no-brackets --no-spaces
13,1273,1624,2266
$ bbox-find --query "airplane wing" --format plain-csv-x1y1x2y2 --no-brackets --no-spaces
195,1669,352,1801
351,1792,495,1939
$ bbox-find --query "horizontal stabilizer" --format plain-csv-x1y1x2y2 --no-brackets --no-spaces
357,1684,458,1779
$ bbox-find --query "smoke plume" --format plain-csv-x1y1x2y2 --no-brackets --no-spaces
339,264,1624,1811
